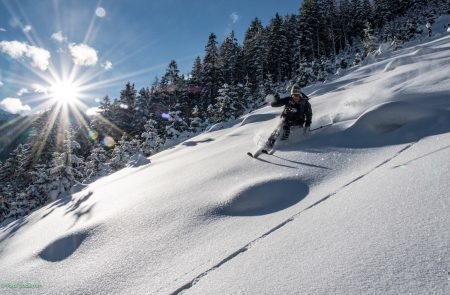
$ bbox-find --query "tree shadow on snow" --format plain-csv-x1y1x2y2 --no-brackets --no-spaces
182,138,214,147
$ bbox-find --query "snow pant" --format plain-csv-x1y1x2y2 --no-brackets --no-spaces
266,120,303,148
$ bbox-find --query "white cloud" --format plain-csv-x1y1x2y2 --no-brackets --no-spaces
0,81,3,87
0,97,31,114
69,43,98,66
0,28,6,32
27,46,51,70
101,60,113,70
51,31,67,42
0,40,28,58
17,88,29,96
32,84,48,94
86,107,101,116
0,40,50,71
23,25,32,33
230,12,239,24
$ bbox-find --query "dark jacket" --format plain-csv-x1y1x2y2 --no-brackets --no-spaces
271,92,312,127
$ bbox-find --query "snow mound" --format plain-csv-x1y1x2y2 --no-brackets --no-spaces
384,56,414,72
352,101,437,133
213,179,309,216
38,230,89,262
331,101,450,148
239,113,277,126
413,45,438,55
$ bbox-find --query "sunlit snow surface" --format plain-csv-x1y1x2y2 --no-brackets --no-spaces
1,23,449,295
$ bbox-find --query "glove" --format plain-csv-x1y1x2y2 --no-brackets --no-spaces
274,93,280,100
303,126,310,134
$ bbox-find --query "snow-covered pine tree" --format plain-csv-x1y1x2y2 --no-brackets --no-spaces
26,164,51,207
141,118,161,156
363,22,379,57
218,31,242,85
47,130,84,200
189,105,208,133
110,135,144,170
164,110,190,145
0,192,10,222
212,84,244,122
85,144,111,182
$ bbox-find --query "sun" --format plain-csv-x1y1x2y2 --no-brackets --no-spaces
50,80,81,105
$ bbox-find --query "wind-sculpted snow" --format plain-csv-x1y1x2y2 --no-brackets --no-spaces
341,101,450,147
384,56,415,72
239,113,278,127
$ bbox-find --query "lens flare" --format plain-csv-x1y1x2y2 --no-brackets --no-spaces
88,129,99,141
102,136,115,148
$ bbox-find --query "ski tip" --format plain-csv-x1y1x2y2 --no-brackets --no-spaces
247,152,254,158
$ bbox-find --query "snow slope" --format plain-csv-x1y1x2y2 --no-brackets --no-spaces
1,35,449,294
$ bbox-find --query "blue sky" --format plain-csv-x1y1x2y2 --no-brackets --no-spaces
0,0,300,114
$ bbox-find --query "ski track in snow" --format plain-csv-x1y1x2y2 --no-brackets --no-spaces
170,141,417,294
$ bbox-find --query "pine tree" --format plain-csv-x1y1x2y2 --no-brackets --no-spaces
299,0,322,61
116,82,139,136
201,33,221,109
190,56,203,86
47,130,84,200
26,164,51,207
218,31,242,85
242,18,266,89
110,135,143,170
189,105,206,132
85,145,110,182
363,22,379,56
141,118,161,156
212,84,245,122
320,0,340,58
338,0,352,49
0,192,10,222
163,60,180,86
266,14,291,82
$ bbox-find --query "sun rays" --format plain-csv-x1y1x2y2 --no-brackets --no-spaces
0,1,179,162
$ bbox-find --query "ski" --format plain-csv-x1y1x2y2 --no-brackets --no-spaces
247,122,333,159
247,147,264,158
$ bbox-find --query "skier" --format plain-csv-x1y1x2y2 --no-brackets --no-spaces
265,85,313,149
426,21,432,37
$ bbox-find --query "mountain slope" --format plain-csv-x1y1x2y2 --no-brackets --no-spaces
0,36,449,294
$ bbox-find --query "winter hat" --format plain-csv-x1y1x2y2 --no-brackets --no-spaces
291,85,301,96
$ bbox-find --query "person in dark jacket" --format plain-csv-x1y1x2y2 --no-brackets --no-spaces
265,85,313,148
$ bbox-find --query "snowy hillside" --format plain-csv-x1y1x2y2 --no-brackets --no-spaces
1,34,449,294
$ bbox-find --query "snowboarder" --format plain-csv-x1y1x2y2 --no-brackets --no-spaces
266,85,313,148
426,21,432,37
